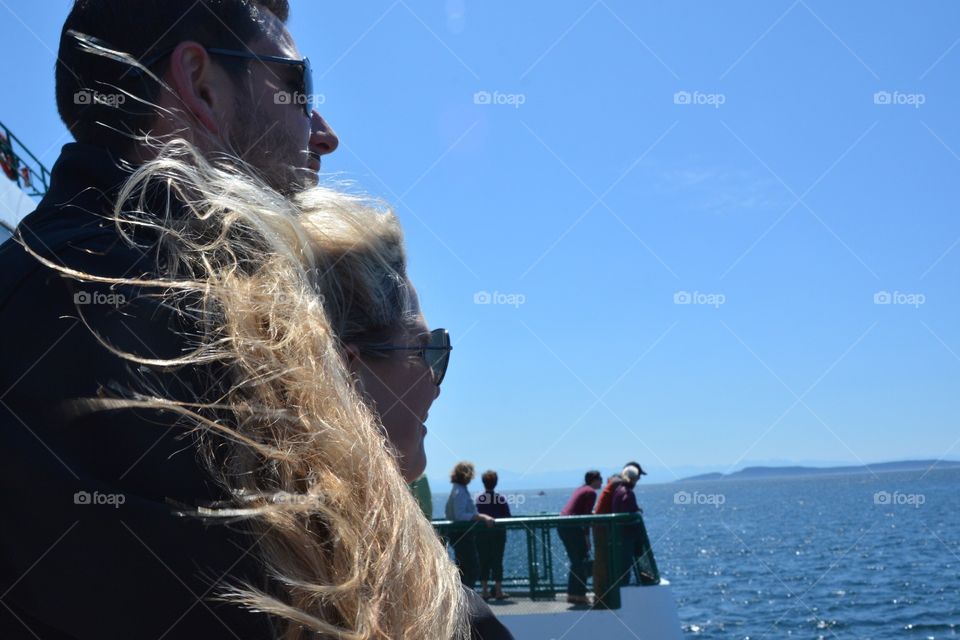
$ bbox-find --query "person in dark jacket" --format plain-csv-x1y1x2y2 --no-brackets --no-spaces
1,2,336,636
0,2,512,638
1,143,276,640
475,470,511,600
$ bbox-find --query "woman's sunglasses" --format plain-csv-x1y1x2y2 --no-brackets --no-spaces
374,328,452,386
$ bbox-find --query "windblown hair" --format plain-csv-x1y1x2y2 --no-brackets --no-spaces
26,140,468,639
450,462,475,486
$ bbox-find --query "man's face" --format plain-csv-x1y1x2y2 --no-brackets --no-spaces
222,13,338,194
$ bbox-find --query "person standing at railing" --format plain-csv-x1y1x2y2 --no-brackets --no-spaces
446,461,495,590
593,462,646,606
559,470,603,604
612,465,646,586
476,470,511,600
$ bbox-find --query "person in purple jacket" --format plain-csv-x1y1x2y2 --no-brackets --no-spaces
476,470,511,599
612,465,644,585
559,470,603,604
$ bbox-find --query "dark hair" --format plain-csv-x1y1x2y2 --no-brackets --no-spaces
584,470,601,485
56,0,291,152
481,470,498,491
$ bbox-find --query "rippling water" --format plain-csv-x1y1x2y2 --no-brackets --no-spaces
435,467,960,639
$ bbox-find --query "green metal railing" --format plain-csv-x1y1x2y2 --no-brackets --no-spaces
1,120,51,198
433,512,660,610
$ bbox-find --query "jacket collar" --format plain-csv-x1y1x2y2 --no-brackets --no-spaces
40,142,132,211
16,143,144,262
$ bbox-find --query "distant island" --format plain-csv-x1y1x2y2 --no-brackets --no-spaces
676,459,960,483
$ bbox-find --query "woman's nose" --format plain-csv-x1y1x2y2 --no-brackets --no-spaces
309,110,339,156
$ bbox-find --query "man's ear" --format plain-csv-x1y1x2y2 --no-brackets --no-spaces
165,41,227,136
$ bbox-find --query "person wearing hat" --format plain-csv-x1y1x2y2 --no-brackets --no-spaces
590,462,646,606
611,463,647,587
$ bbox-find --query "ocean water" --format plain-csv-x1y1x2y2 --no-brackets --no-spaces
434,467,960,639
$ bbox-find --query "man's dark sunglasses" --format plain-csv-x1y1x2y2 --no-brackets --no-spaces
141,46,314,116
374,328,452,386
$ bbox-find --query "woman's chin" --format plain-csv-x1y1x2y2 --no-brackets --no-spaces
405,453,427,483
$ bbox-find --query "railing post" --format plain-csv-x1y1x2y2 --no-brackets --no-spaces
633,515,661,585
524,524,538,599
605,519,622,609
539,524,555,599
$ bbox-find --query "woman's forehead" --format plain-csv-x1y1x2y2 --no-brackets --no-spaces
405,316,429,340
403,282,428,334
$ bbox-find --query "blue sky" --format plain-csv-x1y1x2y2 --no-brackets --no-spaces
2,1,959,488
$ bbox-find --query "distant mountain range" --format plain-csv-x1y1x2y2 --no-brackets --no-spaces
676,459,960,483
424,458,960,491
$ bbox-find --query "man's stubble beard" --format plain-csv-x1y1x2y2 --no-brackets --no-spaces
226,97,312,197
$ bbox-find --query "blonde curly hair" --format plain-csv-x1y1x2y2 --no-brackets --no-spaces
26,140,468,639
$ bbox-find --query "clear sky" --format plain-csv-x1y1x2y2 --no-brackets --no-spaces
2,1,959,488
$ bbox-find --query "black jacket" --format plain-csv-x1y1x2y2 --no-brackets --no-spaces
0,143,512,639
